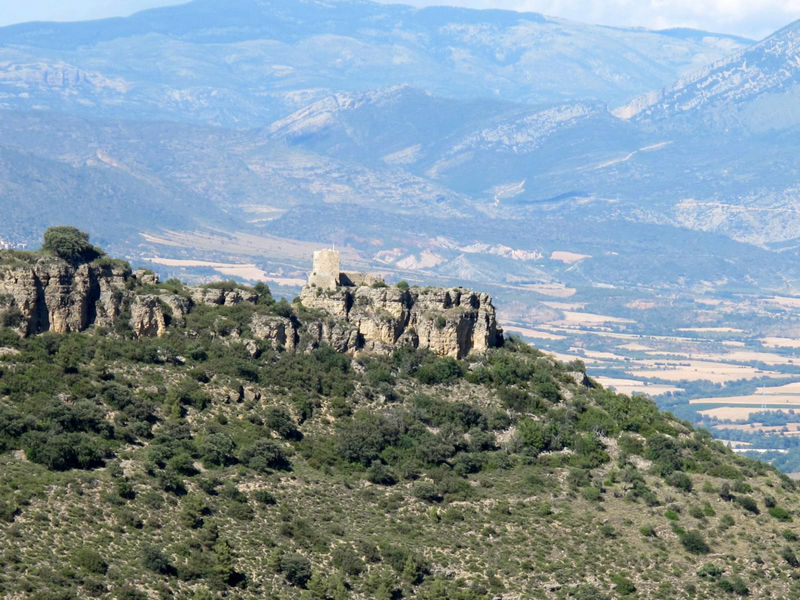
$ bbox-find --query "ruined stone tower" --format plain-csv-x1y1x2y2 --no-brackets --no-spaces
307,249,340,290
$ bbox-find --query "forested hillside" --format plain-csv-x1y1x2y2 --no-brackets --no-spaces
2,244,800,599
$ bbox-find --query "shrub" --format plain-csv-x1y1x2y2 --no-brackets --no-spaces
639,524,657,537
717,576,749,595
414,356,463,385
332,545,365,576
667,472,693,492
115,586,146,600
142,546,173,575
280,553,312,587
697,563,723,578
782,546,800,568
240,439,290,472
769,506,792,522
680,530,710,555
24,431,105,471
42,226,104,263
610,574,636,595
199,432,236,468
253,490,276,505
73,547,107,574
581,486,602,502
735,495,759,514
266,407,300,440
367,461,397,486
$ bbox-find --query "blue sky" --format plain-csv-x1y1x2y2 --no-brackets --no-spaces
0,0,798,40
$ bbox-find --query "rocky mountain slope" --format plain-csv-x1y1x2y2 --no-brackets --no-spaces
2,245,800,599
617,20,800,132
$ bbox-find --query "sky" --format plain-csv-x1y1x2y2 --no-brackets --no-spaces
0,0,798,40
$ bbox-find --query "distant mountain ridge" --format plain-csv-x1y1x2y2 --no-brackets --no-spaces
0,0,751,127
616,19,800,132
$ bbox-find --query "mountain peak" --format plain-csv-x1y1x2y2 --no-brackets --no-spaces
616,18,800,128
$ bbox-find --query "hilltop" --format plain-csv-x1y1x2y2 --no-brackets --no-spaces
2,237,800,599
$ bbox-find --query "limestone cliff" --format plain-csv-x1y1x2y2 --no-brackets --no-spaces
0,257,130,336
0,254,503,358
298,283,503,358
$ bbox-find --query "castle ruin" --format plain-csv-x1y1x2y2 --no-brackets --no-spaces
307,249,384,290
307,249,340,290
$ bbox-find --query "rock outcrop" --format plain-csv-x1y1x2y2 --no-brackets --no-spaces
0,254,504,358
129,295,168,338
0,257,130,336
298,283,502,358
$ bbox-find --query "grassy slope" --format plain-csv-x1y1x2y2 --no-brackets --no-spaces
0,269,799,599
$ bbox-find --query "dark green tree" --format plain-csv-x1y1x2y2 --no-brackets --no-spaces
41,226,104,263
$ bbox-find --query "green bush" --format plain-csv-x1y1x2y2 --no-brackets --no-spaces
782,546,799,567
41,226,104,263
280,553,312,587
639,524,657,537
611,574,636,595
73,547,107,574
735,495,759,514
142,546,174,575
23,431,106,470
680,530,710,555
240,439,290,472
253,490,276,505
266,406,300,440
697,563,723,578
667,472,693,492
717,576,749,595
332,545,365,576
367,461,397,485
769,506,792,522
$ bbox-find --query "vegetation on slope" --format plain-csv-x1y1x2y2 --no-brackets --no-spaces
1,248,800,599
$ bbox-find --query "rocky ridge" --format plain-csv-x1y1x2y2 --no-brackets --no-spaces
0,254,503,359
298,284,503,359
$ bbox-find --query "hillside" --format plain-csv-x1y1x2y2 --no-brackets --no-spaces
2,242,800,599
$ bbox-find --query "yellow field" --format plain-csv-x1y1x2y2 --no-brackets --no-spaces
690,395,800,405
761,337,800,348
698,406,798,420
633,360,785,384
501,325,566,341
593,376,683,397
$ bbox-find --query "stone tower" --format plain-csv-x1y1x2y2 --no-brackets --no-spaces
308,249,340,290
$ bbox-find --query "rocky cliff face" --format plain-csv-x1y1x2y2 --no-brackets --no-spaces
0,257,130,336
298,283,503,358
0,256,503,358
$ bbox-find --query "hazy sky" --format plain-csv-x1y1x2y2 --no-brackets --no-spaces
375,0,800,39
0,0,798,40
0,0,187,27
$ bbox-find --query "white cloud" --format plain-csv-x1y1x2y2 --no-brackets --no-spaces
377,0,800,39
